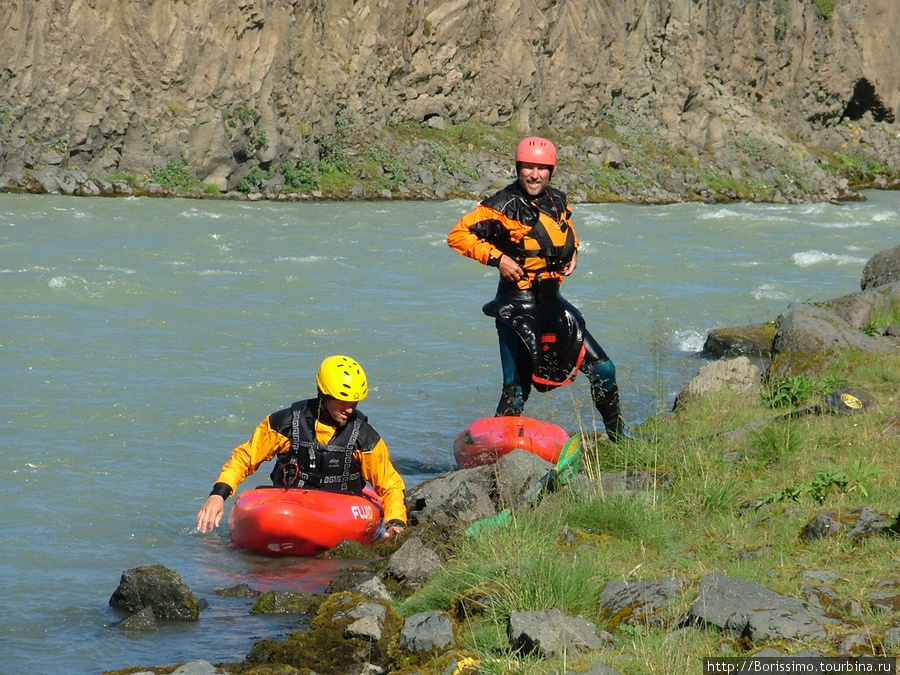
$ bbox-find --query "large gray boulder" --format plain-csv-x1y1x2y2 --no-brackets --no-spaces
675,356,762,409
688,573,826,644
861,243,900,290
405,449,555,530
508,608,612,658
398,610,455,654
386,537,442,588
821,282,900,328
493,450,560,508
768,302,892,380
687,278,900,404
405,465,495,530
598,576,691,627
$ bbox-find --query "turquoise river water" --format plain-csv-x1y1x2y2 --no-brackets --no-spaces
1,191,898,674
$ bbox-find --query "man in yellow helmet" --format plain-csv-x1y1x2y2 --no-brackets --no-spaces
447,137,628,441
196,355,407,537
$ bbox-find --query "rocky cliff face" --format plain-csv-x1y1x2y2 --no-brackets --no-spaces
1,0,898,201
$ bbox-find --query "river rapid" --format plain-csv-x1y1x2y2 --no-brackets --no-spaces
2,191,898,674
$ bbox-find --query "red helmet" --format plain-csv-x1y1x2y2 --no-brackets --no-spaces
515,137,557,171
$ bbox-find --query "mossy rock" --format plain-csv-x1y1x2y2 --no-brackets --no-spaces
250,590,321,615
318,539,375,559
452,583,503,621
558,525,617,549
767,348,835,381
704,322,777,358
100,666,183,675
249,592,402,673
245,638,282,665
389,650,479,675
217,583,261,598
324,566,369,595
228,665,305,675
374,523,453,561
108,564,201,621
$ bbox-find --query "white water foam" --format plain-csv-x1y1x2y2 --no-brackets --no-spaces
182,208,224,219
697,207,740,219
752,284,792,301
674,329,706,353
792,250,869,267
579,211,616,225
274,255,326,263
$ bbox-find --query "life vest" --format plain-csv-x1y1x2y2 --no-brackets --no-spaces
269,399,372,494
481,184,576,276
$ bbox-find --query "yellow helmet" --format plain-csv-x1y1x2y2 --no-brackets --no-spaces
316,355,368,401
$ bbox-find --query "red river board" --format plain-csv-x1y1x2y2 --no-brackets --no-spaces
453,416,570,469
228,486,383,557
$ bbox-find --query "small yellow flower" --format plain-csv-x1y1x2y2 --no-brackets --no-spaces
452,655,480,675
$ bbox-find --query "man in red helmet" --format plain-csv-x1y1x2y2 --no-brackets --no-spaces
447,137,628,441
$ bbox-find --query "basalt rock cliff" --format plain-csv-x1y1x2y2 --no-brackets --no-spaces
1,0,899,202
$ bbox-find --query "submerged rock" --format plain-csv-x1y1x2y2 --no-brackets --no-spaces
108,564,200,621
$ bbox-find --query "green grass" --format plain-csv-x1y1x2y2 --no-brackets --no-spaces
861,298,900,336
395,349,900,673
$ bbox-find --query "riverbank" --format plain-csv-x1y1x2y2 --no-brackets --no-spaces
4,122,899,206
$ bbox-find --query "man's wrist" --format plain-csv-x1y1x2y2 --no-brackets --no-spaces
487,254,502,267
209,482,232,500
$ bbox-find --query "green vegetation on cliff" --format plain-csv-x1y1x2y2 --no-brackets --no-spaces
129,116,900,204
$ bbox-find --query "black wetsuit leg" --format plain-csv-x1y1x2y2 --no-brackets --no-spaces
580,329,625,440
496,319,532,416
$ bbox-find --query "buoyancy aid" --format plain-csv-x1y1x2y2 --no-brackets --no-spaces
270,399,376,493
480,182,576,277
484,279,587,391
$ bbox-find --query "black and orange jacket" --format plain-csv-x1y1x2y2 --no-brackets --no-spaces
447,181,578,290
211,399,407,524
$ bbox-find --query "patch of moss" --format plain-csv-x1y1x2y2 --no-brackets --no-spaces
768,347,835,382
318,539,375,560
451,583,505,622
100,666,182,675
250,590,321,616
249,592,402,674
227,665,304,675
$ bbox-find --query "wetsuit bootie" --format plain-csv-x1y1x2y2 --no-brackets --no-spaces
591,383,628,442
495,385,526,417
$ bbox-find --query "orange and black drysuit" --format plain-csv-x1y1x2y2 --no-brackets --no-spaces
448,180,625,438
208,398,407,527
